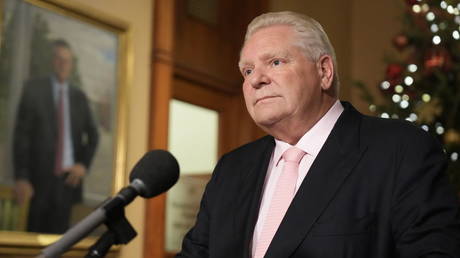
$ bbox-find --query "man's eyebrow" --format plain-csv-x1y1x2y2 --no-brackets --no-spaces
238,51,291,70
260,51,290,61
238,60,251,70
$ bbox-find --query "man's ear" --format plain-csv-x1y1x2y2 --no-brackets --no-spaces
317,55,334,91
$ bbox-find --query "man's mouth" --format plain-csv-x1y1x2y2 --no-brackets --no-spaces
255,96,279,105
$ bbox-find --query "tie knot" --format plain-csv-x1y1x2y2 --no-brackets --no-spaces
282,147,305,164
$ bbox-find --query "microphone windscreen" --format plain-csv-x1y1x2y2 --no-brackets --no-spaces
129,150,180,198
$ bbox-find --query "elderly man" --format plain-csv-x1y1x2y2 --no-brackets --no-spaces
14,39,99,234
177,11,460,258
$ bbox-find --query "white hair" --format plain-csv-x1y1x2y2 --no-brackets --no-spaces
243,11,340,95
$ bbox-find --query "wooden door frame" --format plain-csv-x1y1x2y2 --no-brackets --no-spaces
145,0,175,257
146,0,267,257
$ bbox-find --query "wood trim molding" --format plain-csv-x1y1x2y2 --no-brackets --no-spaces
145,0,175,257
174,63,241,94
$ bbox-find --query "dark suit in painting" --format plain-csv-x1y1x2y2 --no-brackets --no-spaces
13,77,99,234
177,102,460,258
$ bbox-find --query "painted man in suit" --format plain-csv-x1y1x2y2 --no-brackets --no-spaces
177,11,460,257
13,39,99,234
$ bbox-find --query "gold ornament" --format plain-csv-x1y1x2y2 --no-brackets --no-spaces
415,98,442,124
444,129,460,144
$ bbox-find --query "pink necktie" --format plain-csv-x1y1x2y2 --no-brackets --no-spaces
254,147,306,258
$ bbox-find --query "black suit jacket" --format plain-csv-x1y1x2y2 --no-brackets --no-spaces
177,102,460,258
13,77,99,203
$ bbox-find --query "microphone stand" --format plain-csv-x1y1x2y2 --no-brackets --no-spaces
38,196,137,258
85,231,116,257
85,206,137,258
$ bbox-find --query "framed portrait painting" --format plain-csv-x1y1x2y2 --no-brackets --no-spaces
0,0,129,255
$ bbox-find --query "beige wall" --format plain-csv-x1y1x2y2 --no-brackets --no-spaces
55,0,153,257
269,0,403,113
350,0,403,112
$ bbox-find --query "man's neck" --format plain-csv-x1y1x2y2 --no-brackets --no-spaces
266,98,338,145
53,74,68,85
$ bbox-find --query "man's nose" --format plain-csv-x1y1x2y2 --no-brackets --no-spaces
249,69,270,89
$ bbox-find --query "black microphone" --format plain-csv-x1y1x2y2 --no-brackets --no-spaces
38,150,180,258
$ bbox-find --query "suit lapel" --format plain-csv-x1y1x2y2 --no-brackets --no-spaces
68,86,77,142
43,78,58,136
266,102,368,257
232,136,275,258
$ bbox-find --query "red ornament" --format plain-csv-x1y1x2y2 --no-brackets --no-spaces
386,64,404,80
424,47,453,72
392,33,409,51
381,64,404,92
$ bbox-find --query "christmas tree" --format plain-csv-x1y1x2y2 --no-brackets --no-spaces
355,0,460,191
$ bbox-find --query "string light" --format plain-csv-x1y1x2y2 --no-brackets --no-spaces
392,94,402,103
422,93,431,102
380,81,390,90
404,76,414,86
381,113,390,119
402,94,410,101
431,24,439,33
447,5,455,14
413,5,422,13
436,127,444,135
436,124,445,135
400,100,409,109
369,104,376,112
409,113,418,122
421,4,430,12
433,35,441,44
441,1,448,9
451,152,459,161
421,125,429,131
453,30,460,40
408,64,418,72
395,85,404,93
426,12,436,21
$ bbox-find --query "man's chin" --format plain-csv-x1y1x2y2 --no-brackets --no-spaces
254,115,282,130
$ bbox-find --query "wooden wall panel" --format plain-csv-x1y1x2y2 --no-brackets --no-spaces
174,0,267,93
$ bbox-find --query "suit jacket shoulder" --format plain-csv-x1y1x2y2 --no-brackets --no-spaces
222,136,274,163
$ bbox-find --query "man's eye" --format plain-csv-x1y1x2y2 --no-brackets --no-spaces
272,59,281,66
244,69,253,76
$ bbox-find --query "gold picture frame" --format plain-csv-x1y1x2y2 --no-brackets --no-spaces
0,0,130,256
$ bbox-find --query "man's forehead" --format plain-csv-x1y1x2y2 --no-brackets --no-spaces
53,47,73,57
239,26,297,60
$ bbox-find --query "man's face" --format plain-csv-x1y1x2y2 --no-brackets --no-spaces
52,46,73,83
239,25,325,133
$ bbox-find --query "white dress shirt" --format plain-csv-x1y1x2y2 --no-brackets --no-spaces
251,100,344,256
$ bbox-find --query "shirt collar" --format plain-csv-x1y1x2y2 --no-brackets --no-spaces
51,75,69,90
273,100,344,166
